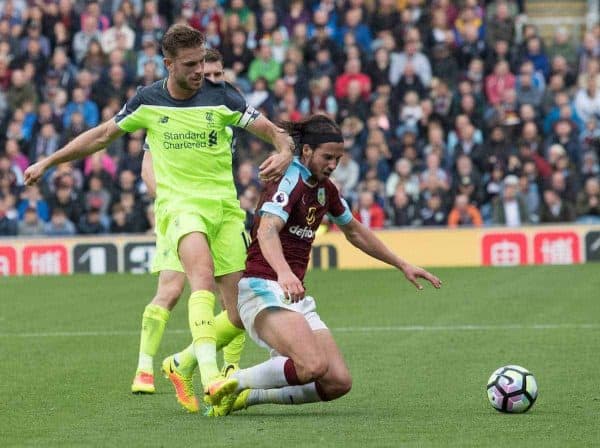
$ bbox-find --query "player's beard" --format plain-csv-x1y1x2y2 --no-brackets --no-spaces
176,73,203,92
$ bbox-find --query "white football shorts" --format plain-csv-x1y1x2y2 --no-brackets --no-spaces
237,276,328,354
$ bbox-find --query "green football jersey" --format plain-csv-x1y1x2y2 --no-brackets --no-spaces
114,78,260,211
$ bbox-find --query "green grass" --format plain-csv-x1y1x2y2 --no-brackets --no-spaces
1,265,599,447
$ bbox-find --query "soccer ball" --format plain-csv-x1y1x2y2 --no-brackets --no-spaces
486,365,538,413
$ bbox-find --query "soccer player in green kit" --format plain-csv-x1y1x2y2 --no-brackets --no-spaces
24,25,294,411
137,49,248,413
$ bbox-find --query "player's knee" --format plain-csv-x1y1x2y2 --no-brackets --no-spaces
333,373,352,398
319,369,352,400
297,356,328,383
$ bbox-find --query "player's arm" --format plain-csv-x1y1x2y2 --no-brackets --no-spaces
141,150,156,198
339,218,442,290
246,115,295,182
256,212,305,302
24,120,126,185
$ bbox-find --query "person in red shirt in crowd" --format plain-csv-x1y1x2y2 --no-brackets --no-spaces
352,189,385,229
485,60,515,105
334,57,371,101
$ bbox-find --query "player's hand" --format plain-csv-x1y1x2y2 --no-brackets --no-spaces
401,264,442,291
23,161,48,186
277,270,305,303
259,149,294,182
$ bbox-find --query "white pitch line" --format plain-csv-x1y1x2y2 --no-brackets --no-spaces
0,323,599,338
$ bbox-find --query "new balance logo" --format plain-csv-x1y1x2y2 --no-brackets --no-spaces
159,116,169,123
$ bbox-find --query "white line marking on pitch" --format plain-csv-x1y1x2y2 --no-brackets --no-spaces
0,323,599,338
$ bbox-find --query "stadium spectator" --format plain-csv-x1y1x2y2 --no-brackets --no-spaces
0,194,17,235
548,27,577,67
576,177,600,223
30,122,59,162
84,175,111,218
574,76,600,124
77,206,107,234
336,79,368,122
485,60,515,106
336,7,371,53
352,189,385,229
539,188,576,223
17,184,49,222
518,166,541,223
390,184,418,227
47,178,84,225
334,57,371,101
63,87,99,129
221,28,253,84
17,205,44,236
7,69,38,111
101,9,135,54
73,15,103,65
234,159,260,197
330,149,359,200
486,1,515,46
419,191,447,226
492,174,530,226
299,76,337,119
44,206,76,236
386,158,419,203
389,31,432,88
447,193,483,227
248,41,281,88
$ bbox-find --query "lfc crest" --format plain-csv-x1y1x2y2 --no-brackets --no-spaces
317,188,326,206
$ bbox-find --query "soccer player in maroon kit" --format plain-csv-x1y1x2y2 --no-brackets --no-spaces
207,114,442,416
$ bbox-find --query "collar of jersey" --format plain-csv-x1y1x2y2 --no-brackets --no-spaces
293,156,312,182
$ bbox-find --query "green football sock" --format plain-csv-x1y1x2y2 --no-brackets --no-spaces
188,290,219,386
175,311,245,375
217,311,245,367
137,304,170,373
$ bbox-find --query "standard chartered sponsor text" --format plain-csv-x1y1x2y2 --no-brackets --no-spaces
162,131,214,149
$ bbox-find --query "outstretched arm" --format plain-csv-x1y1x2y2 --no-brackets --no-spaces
24,119,126,185
340,218,442,290
246,115,295,182
256,212,305,302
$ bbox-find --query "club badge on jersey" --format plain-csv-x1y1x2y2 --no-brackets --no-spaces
317,188,326,206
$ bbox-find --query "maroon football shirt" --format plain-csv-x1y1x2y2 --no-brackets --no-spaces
243,158,352,282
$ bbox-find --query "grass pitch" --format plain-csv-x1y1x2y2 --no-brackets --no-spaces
1,265,599,447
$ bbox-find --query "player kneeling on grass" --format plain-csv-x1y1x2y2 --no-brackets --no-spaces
203,114,442,416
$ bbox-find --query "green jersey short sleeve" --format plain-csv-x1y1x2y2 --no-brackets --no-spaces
114,79,260,209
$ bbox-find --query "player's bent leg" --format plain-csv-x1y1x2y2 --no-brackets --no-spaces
225,330,350,413
132,270,186,394
206,308,325,416
311,329,352,400
255,307,328,383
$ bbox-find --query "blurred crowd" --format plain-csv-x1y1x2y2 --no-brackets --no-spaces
1,0,600,238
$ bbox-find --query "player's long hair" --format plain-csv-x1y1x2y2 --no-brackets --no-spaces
279,114,342,154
